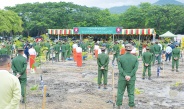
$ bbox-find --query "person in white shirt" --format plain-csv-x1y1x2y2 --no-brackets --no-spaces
28,45,37,56
130,46,137,56
165,44,172,62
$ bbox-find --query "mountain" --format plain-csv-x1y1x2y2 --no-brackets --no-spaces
108,0,184,14
154,0,183,5
109,6,131,14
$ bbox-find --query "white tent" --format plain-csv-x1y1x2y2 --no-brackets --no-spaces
159,31,177,37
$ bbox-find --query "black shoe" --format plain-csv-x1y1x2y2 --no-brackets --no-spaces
104,85,107,89
98,85,101,89
160,67,163,70
142,77,145,80
21,100,25,104
176,69,179,72
148,77,152,80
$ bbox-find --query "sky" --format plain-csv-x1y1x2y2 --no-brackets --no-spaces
0,0,184,9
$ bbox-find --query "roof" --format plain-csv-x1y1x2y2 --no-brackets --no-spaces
159,31,177,37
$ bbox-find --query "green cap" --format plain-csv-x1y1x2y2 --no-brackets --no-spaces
17,47,24,51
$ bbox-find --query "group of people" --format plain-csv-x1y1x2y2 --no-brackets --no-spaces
0,38,182,109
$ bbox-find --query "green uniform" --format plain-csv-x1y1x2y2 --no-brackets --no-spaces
153,44,161,64
142,51,153,77
11,54,27,101
45,42,51,60
0,48,8,55
138,45,143,57
61,44,67,61
34,45,41,56
106,42,110,54
117,52,138,107
172,47,180,70
97,52,109,85
112,44,120,63
149,45,155,64
66,43,71,58
54,44,60,61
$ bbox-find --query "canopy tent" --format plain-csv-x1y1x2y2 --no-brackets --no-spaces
159,31,177,37
122,28,155,35
48,29,74,35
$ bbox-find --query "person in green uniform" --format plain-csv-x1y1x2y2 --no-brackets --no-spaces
45,41,51,60
11,47,27,103
138,43,143,57
54,42,60,62
172,45,180,72
116,44,138,109
0,45,8,55
66,42,71,58
149,43,155,65
153,42,161,65
34,43,41,57
106,41,110,54
112,42,120,65
97,47,109,89
142,47,153,80
61,42,67,62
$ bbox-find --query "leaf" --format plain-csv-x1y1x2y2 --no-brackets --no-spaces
30,84,38,91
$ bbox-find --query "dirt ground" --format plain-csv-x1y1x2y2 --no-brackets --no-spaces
20,55,184,109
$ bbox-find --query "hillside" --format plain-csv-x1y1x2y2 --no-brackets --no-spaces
108,0,184,14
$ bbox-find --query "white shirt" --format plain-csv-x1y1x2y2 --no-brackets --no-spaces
94,45,99,50
166,46,172,54
131,47,137,54
76,47,82,53
158,43,162,50
72,44,78,48
98,48,102,54
29,48,36,55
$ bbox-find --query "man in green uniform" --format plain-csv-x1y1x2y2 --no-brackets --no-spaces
61,42,67,62
45,41,51,60
66,42,71,58
106,41,110,54
11,47,27,103
153,42,162,65
172,45,180,72
34,43,41,57
149,43,155,65
116,44,138,109
112,42,120,65
54,42,60,62
97,47,109,89
142,47,153,80
0,44,8,55
138,43,143,57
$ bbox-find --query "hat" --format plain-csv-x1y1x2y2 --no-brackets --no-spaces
146,47,150,50
167,43,170,46
101,47,106,51
17,47,24,51
175,44,179,47
125,44,132,51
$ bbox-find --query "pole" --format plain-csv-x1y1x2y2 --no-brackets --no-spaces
42,85,47,109
80,34,82,40
112,66,115,108
58,34,59,41
113,34,114,43
139,34,140,44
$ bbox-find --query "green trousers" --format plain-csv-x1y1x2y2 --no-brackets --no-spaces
46,51,50,60
153,54,161,64
98,69,108,85
67,50,71,58
116,79,135,107
55,53,59,61
61,52,66,60
139,50,142,57
172,59,179,69
143,65,151,77
112,54,119,63
19,78,27,100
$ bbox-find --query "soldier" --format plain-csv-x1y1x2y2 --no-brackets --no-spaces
11,47,27,103
172,45,180,72
138,43,143,57
106,41,110,54
45,41,51,61
112,42,120,65
149,42,155,65
0,44,8,55
97,47,109,89
34,43,41,57
61,42,67,62
54,42,60,62
153,42,162,66
116,44,138,109
142,47,153,80
66,42,71,58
